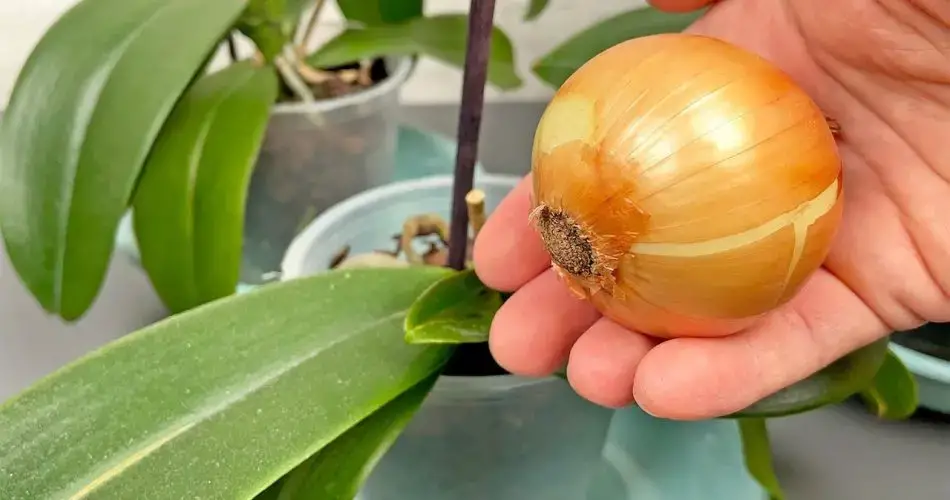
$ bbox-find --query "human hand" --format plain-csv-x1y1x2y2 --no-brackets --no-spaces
472,0,950,420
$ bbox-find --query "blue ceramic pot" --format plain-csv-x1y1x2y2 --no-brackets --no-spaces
281,175,766,500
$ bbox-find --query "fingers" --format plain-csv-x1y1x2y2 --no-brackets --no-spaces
567,317,658,408
473,175,551,292
489,269,600,376
489,265,658,408
632,269,890,420
647,0,719,12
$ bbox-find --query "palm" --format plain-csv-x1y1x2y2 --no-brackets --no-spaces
694,0,950,331
471,0,950,419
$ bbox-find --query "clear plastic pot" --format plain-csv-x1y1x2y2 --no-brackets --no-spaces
240,56,414,285
588,405,768,499
114,57,417,288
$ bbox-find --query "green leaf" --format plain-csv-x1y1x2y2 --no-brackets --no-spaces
738,419,785,500
404,269,502,344
239,0,293,60
729,337,891,418
267,371,441,500
132,61,278,314
532,6,704,88
0,267,453,499
241,0,313,37
245,0,287,20
0,0,248,321
309,14,523,90
524,0,550,21
860,350,919,420
337,0,423,25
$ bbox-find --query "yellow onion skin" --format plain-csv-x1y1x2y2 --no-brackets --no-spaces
529,34,843,339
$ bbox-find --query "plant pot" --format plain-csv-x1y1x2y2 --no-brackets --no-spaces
240,56,414,285
589,405,768,499
280,175,766,500
116,57,414,285
115,57,483,291
890,322,950,414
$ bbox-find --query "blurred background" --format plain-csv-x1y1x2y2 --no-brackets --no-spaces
2,0,641,106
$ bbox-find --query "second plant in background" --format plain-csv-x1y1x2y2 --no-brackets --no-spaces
0,0,523,321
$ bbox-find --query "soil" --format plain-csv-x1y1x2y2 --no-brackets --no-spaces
276,57,390,103
442,343,508,376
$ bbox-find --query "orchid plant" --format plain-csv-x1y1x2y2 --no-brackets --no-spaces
0,1,919,499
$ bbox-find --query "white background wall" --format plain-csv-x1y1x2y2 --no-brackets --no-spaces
0,0,643,106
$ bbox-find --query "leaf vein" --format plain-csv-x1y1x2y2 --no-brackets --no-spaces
61,309,407,498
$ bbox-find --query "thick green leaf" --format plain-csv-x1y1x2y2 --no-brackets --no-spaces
266,372,441,499
309,14,523,90
860,350,919,420
132,61,278,314
738,419,785,500
532,6,704,88
524,0,550,21
729,337,891,418
0,267,453,499
337,0,423,25
0,0,248,321
404,269,502,344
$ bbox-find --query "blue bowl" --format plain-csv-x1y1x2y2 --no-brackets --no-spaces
889,342,950,414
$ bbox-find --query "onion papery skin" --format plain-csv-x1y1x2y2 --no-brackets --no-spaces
529,34,843,339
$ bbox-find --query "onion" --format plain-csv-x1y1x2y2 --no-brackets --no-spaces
529,34,843,338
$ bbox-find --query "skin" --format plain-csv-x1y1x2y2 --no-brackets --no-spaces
472,0,950,420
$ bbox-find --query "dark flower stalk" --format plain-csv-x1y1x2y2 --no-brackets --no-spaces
447,0,497,270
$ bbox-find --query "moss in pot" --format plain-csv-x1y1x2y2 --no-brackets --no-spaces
0,1,925,500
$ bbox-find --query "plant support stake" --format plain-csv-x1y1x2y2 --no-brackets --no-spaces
447,0,497,270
